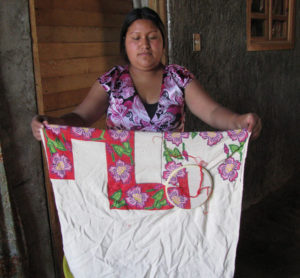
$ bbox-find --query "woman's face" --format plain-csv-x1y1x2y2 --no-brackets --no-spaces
125,19,164,71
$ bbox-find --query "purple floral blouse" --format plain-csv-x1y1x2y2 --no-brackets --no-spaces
98,64,194,132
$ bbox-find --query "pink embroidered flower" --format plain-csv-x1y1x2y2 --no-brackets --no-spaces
164,132,189,146
227,129,248,142
182,150,189,161
125,186,149,208
108,130,130,142
51,153,72,178
167,188,188,208
200,131,223,146
224,144,229,155
71,127,95,138
163,161,187,185
46,125,67,135
109,160,132,183
218,157,241,182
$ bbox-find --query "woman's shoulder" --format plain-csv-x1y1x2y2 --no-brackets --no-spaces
98,65,129,89
165,64,194,88
99,65,129,79
165,64,189,71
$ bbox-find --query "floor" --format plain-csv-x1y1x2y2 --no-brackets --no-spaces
234,182,300,278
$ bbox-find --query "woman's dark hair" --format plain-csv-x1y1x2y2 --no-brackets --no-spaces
120,7,166,62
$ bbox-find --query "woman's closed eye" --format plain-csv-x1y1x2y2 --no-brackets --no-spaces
131,36,140,40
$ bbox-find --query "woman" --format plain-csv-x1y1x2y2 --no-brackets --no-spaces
31,7,261,140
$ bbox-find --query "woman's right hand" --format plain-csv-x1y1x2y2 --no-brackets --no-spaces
31,115,49,141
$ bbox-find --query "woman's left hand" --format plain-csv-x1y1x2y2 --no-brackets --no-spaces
236,113,262,140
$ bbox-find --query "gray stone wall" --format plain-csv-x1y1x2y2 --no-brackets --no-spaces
168,0,299,208
0,0,54,277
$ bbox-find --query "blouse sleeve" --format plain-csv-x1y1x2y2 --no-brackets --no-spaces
97,66,119,95
168,64,195,89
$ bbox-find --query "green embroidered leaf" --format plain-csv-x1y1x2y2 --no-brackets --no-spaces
229,144,240,154
111,152,115,162
43,129,49,139
61,133,66,142
171,148,183,160
156,202,162,209
163,150,173,163
91,135,104,141
110,190,122,201
191,132,198,139
53,138,66,151
229,143,244,161
117,199,126,208
112,199,126,208
145,198,168,210
47,140,57,154
146,189,156,192
160,199,167,207
123,149,132,156
152,189,164,201
91,130,106,141
144,205,154,210
123,142,131,150
112,145,124,157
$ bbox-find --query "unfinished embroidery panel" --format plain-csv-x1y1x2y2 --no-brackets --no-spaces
41,126,250,278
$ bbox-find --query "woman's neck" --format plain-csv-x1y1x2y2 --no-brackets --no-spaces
128,63,164,81
128,63,164,104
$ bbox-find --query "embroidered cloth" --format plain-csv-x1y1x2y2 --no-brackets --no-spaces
41,126,250,278
98,64,194,132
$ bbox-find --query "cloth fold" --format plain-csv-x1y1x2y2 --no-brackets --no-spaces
41,126,250,278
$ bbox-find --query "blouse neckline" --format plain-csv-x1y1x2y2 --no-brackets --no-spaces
125,64,166,120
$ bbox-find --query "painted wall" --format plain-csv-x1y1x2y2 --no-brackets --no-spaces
0,0,54,276
168,0,299,208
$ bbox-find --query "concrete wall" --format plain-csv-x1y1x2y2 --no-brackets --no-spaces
0,0,54,277
168,0,299,208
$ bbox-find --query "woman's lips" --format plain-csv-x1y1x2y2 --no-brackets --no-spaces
138,52,152,56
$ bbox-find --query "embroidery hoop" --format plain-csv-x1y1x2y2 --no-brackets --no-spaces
164,164,214,209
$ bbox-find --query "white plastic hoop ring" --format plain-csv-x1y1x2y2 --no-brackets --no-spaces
164,164,214,209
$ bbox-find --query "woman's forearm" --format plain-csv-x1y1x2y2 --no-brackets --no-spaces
59,112,89,127
209,106,240,130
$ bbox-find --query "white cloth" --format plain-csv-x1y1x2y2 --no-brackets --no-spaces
41,126,251,278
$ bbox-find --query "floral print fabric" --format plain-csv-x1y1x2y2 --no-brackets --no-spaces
98,64,194,132
41,125,251,278
42,125,250,210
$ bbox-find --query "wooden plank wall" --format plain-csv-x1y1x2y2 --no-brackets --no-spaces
29,1,132,276
32,0,132,128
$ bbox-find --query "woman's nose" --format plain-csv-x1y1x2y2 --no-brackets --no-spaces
140,37,150,49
